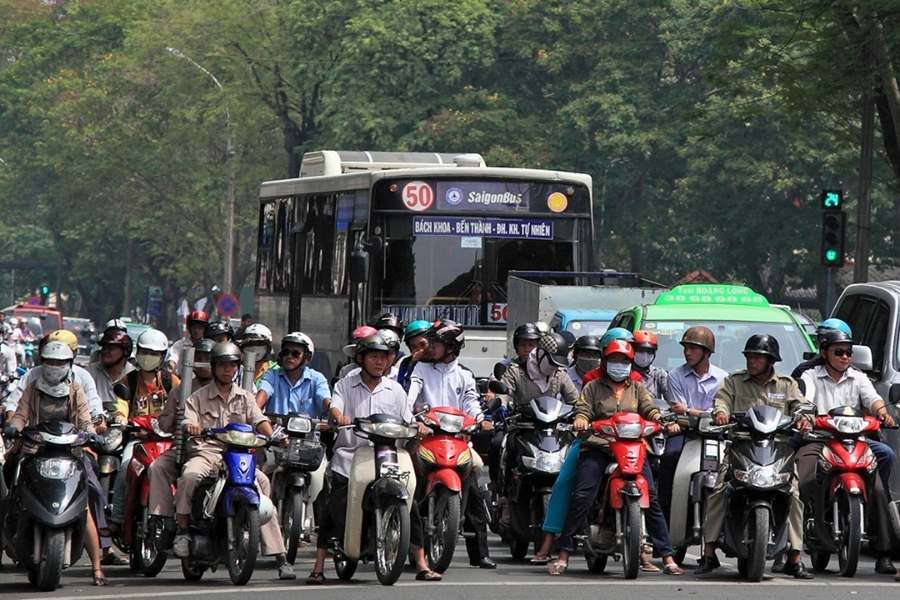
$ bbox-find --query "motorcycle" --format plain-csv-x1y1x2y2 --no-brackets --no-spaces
668,411,728,564
716,406,799,582
415,405,478,573
118,415,173,576
803,406,882,577
582,412,661,579
332,414,418,586
96,421,125,514
153,423,273,586
0,422,91,591
497,395,574,560
267,413,326,565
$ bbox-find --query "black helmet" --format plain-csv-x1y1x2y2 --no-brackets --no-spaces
426,319,465,354
819,328,853,348
513,323,541,346
211,341,242,365
538,331,570,367
369,313,405,337
573,335,603,354
356,334,391,356
205,320,233,340
742,334,782,362
194,338,216,354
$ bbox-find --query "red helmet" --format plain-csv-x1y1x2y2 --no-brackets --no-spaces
602,340,635,360
351,325,378,341
188,310,210,326
99,330,133,357
632,330,658,351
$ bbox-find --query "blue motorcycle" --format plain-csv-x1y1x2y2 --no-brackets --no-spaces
170,423,273,585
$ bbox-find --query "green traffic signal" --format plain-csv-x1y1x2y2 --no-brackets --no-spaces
820,211,846,267
824,249,839,263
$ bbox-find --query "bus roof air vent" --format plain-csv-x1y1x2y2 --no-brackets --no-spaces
299,150,486,177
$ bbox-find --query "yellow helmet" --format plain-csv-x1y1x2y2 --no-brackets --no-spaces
49,329,79,352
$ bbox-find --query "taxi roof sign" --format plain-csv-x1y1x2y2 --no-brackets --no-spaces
654,284,769,307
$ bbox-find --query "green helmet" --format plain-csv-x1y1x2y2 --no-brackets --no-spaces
404,319,432,343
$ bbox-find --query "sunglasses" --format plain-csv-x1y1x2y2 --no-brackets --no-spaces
832,348,853,358
281,349,304,358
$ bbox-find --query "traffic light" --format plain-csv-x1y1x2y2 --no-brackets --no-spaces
821,211,846,267
820,189,843,210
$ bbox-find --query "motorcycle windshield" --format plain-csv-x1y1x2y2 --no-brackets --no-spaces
530,396,568,424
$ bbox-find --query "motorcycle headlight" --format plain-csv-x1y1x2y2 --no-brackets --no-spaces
615,423,642,439
359,421,416,439
216,430,267,448
37,457,77,480
435,412,465,434
532,450,564,473
101,428,123,452
738,465,791,489
830,417,867,434
287,416,312,434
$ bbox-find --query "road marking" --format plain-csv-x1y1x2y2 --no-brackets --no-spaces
24,577,900,600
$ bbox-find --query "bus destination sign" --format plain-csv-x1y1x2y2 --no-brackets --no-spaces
413,216,553,240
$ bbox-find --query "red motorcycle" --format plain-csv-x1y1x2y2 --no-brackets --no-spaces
804,406,880,577
583,412,661,579
415,406,478,573
118,416,174,577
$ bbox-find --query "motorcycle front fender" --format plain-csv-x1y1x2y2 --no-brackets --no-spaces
831,472,868,499
610,475,650,509
223,484,260,516
370,477,409,506
425,468,463,496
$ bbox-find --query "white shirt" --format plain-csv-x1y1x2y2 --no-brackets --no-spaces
342,363,400,382
408,360,482,419
801,365,881,414
167,337,189,370
5,364,103,418
0,344,17,378
330,372,411,478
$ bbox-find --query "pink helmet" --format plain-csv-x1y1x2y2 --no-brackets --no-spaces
351,325,378,341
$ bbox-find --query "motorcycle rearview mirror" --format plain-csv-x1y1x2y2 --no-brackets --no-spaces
492,362,508,380
487,397,502,413
488,380,509,395
851,344,873,372
794,403,816,418
113,382,131,402
476,379,489,394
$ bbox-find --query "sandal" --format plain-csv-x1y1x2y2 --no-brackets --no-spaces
415,569,442,581
530,554,552,565
548,560,568,576
101,552,128,566
663,563,685,576
642,562,661,572
93,569,108,586
306,571,326,585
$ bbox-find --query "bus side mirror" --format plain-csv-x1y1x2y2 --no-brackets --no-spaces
349,250,369,284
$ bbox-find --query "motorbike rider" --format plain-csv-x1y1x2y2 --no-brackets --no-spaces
696,334,813,579
631,330,668,399
0,328,17,378
205,320,234,344
396,320,432,391
308,334,431,583
791,318,853,390
86,330,135,415
566,335,603,391
657,326,727,523
337,325,379,379
549,339,683,576
167,310,209,372
3,341,108,585
408,320,496,570
159,337,216,432
369,312,405,340
509,323,542,367
377,328,403,380
146,341,295,580
237,323,278,387
9,318,35,366
256,332,330,417
798,327,897,575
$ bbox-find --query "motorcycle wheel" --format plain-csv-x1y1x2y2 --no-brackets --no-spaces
585,551,608,574
837,494,862,577
181,558,205,581
426,489,460,573
745,506,769,582
226,505,260,586
621,497,642,580
811,551,830,572
510,540,529,561
35,528,64,591
374,501,410,586
334,555,358,580
282,492,304,565
135,509,168,577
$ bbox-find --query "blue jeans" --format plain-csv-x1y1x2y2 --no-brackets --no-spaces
542,439,582,534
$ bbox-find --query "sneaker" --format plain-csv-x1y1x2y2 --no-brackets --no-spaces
783,560,814,580
278,562,297,580
173,533,191,558
695,555,720,575
875,556,897,575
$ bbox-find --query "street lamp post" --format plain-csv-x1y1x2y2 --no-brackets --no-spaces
166,47,235,294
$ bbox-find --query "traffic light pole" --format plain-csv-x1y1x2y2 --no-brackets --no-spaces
824,267,836,316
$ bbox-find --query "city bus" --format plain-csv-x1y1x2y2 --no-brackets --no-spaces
255,150,594,377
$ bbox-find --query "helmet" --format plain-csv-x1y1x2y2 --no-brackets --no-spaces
680,326,716,353
136,328,169,352
258,494,274,526
538,331,570,367
819,329,853,347
599,327,634,350
104,318,128,332
211,341,242,365
356,334,390,356
282,331,313,354
187,310,210,326
7,317,18,327
99,330,133,356
240,323,272,345
632,330,658,351
513,323,541,346
194,338,216,354
602,340,635,360
48,330,78,352
742,334,782,362
426,319,466,354
205,320,233,340
817,318,852,337
377,329,401,351
573,335,603,354
369,313,405,337
404,319,432,342
41,340,74,361
351,325,378,341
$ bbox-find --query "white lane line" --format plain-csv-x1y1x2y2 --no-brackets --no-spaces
23,577,900,600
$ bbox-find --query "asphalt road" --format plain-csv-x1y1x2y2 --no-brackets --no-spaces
1,538,898,599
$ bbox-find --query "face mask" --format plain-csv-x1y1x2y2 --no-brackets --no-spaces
606,362,632,382
576,356,601,374
634,351,655,369
538,352,557,377
244,346,268,363
136,354,162,372
42,364,70,385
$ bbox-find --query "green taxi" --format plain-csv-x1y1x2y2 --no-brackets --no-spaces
609,284,816,373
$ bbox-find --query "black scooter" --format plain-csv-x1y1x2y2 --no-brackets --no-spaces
1,421,92,591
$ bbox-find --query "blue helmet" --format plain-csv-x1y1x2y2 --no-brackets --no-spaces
817,318,852,338
404,319,432,342
599,327,635,351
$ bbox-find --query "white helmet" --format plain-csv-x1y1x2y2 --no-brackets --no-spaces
241,323,272,345
105,318,128,332
281,331,314,359
41,340,75,361
137,328,169,352
7,317,18,327
258,493,274,525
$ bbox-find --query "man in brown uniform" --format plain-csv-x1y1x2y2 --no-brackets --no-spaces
696,334,813,579
147,341,295,580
